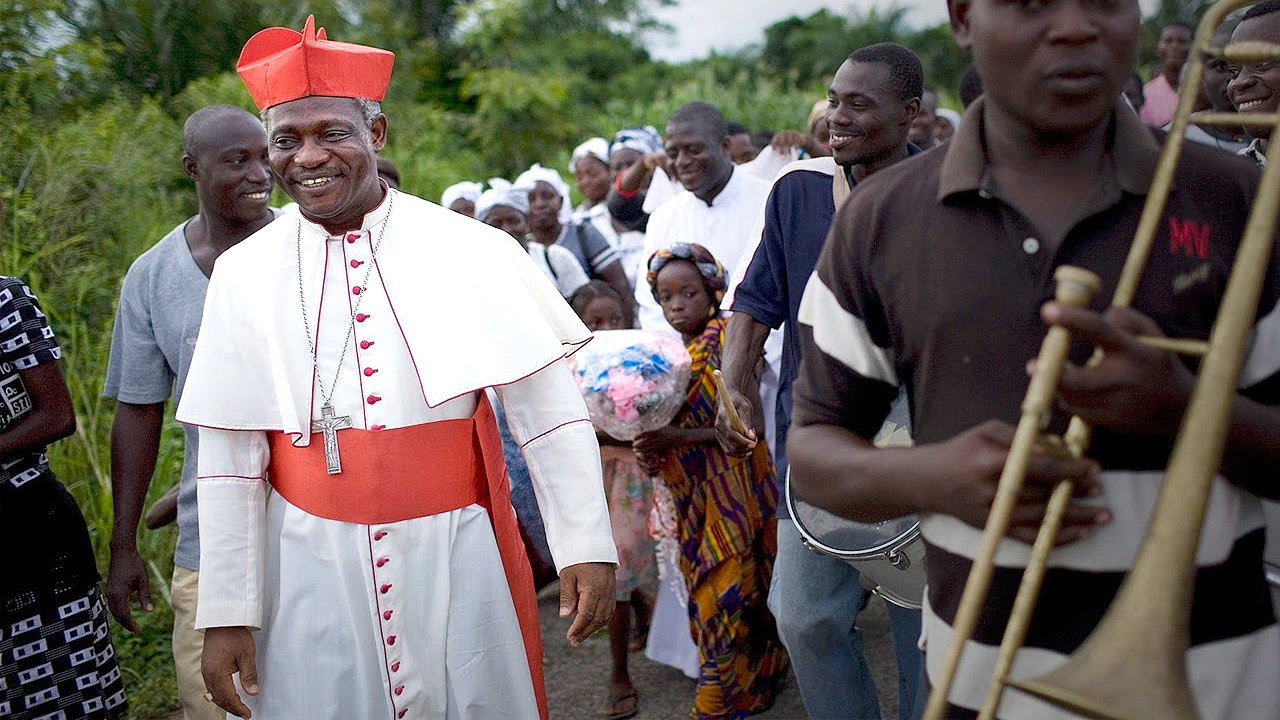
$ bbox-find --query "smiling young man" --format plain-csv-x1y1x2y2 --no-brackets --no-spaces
715,43,926,720
789,0,1280,717
104,104,276,720
175,17,617,720
632,102,775,335
1230,1,1280,167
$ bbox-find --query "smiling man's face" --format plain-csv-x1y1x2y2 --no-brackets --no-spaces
266,96,387,232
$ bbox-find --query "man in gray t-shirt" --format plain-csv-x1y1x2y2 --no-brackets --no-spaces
104,105,277,720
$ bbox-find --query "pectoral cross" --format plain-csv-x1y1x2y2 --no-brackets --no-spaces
313,402,353,474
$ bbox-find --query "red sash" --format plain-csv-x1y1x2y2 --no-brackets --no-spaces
266,401,549,719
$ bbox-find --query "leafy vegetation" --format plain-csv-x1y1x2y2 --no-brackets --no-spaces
1,1,1199,716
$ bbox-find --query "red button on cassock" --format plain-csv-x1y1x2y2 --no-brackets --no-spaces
383,610,393,620
376,558,389,567
352,286,361,296
364,367,378,377
380,583,392,594
374,531,387,540
398,709,407,718
346,234,358,243
387,635,397,645
395,686,404,696
356,313,369,322
360,340,374,349
391,661,400,672
367,395,381,404
371,424,386,431
350,259,364,268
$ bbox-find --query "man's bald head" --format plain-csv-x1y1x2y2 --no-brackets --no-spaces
183,105,263,161
181,104,272,224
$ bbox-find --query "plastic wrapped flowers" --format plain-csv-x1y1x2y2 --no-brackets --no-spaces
570,329,693,441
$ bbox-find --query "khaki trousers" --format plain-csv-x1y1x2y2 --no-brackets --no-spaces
172,566,223,720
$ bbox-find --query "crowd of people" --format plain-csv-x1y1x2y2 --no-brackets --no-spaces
3,1,1279,719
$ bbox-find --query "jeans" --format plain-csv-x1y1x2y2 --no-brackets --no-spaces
769,518,924,720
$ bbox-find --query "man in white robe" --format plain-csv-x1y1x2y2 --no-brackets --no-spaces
635,102,784,455
177,17,617,720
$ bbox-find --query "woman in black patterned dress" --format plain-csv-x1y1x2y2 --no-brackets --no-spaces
0,276,128,719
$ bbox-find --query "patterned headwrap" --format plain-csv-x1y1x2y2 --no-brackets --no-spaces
513,163,572,224
474,178,528,223
441,181,483,210
646,242,727,310
609,125,664,159
570,137,610,174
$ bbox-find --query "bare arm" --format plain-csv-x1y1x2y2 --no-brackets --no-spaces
788,418,1108,546
0,361,76,456
715,312,771,455
106,401,165,633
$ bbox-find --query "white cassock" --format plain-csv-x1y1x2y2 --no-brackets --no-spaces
177,189,617,720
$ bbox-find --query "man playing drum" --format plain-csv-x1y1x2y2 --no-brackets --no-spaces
789,0,1280,717
717,43,927,719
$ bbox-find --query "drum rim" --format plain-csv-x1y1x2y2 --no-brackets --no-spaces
784,473,921,560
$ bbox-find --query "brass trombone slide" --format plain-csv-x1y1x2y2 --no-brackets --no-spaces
923,1,1280,718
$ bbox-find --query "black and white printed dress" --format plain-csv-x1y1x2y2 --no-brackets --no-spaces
0,276,127,719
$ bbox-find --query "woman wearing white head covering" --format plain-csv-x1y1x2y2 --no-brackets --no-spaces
569,138,611,214
476,179,589,299
933,108,962,146
441,181,484,217
516,163,635,322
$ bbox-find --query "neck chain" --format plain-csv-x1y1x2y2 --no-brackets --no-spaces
296,190,396,409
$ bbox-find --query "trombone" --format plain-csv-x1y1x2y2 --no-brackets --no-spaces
924,1,1280,718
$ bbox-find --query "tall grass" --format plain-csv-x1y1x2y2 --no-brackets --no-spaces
5,96,191,718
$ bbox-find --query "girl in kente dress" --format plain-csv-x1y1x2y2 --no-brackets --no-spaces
634,244,788,719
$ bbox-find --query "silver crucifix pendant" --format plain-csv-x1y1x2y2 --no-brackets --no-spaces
312,402,353,474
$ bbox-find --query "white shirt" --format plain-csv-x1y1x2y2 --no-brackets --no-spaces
634,167,772,332
526,240,590,297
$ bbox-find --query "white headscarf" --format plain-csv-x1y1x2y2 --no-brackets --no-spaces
441,181,483,210
474,178,529,223
935,108,962,133
569,138,609,175
514,163,573,224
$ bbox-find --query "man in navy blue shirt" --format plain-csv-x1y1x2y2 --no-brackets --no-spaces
717,43,926,719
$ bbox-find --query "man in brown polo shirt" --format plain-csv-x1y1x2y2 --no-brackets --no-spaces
788,0,1280,716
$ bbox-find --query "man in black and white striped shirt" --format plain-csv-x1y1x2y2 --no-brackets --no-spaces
788,0,1280,717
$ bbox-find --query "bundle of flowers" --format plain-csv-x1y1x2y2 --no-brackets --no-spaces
570,329,692,441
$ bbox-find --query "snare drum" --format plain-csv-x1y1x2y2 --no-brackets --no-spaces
785,471,927,610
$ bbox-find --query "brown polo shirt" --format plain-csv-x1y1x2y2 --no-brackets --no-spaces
793,98,1280,716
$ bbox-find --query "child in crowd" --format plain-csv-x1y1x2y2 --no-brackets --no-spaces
569,281,657,720
635,244,788,719
0,276,128,719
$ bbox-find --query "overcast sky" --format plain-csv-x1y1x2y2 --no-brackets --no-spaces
643,0,1163,63
643,1,950,62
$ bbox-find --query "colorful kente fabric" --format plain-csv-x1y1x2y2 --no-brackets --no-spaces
656,315,788,719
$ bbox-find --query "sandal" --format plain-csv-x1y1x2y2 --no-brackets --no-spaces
601,688,638,720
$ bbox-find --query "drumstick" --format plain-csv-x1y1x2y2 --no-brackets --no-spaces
712,369,750,436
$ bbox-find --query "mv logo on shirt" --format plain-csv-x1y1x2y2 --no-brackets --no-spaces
1168,217,1212,260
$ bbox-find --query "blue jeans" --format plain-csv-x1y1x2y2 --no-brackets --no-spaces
769,518,924,720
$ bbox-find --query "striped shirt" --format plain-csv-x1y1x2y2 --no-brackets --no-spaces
792,98,1280,717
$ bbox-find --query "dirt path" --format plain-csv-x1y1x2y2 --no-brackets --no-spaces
538,584,902,720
